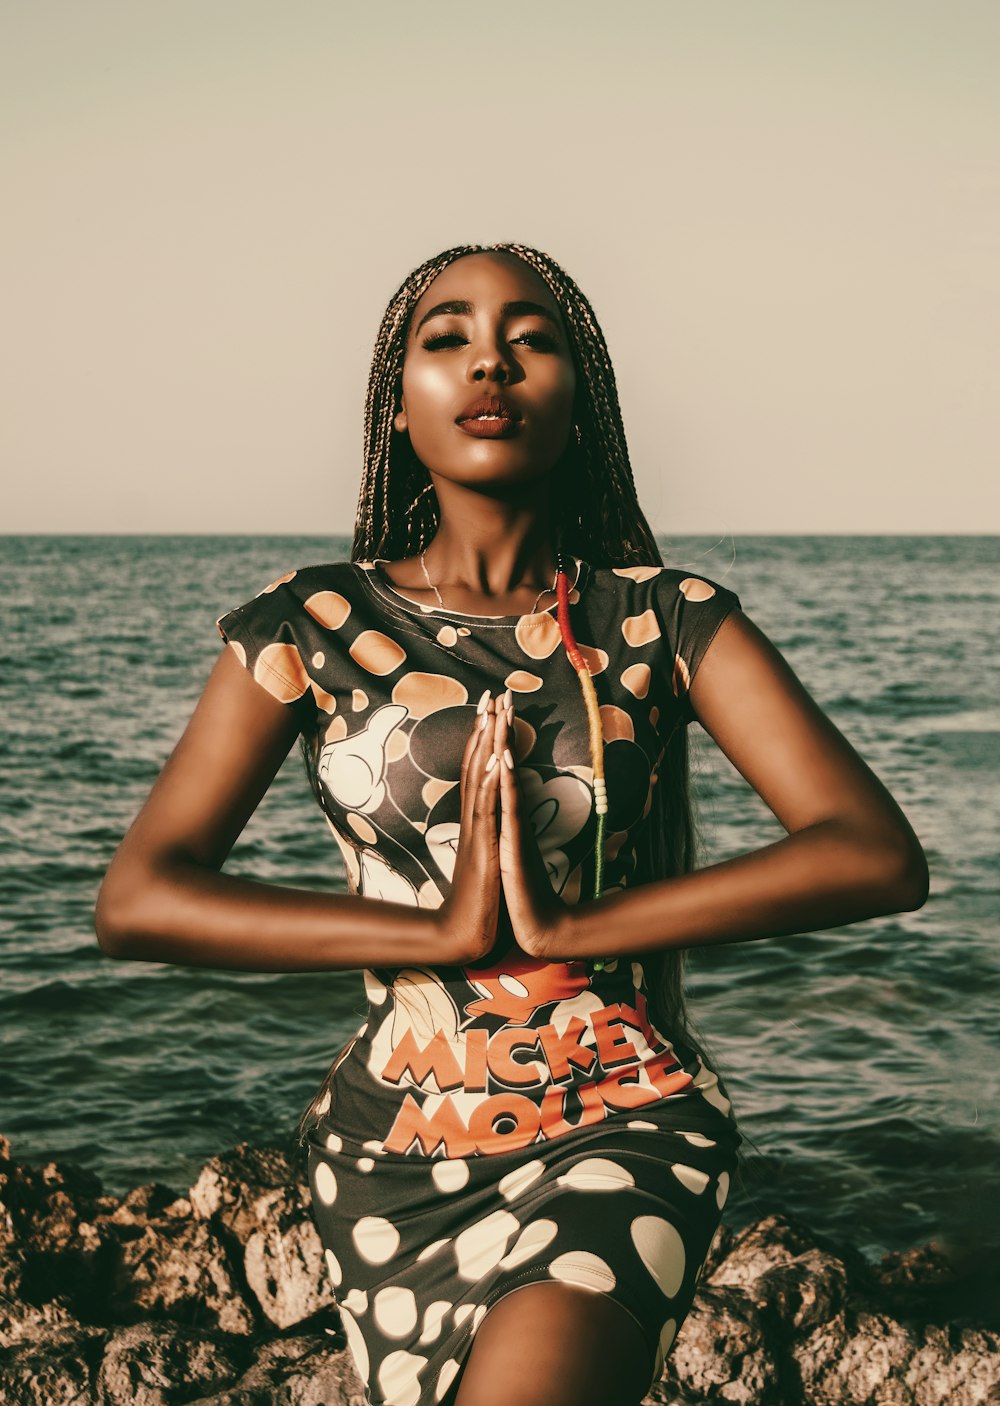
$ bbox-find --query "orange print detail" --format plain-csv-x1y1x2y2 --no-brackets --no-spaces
468,1094,541,1155
621,663,652,699
304,590,351,629
463,951,591,1023
379,1027,465,1092
599,704,634,741
504,669,543,693
622,610,661,647
349,630,407,676
391,672,468,719
514,612,561,659
254,642,310,703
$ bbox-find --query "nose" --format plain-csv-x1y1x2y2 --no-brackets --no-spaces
469,336,513,384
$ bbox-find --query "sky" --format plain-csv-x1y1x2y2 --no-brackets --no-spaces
2,0,997,535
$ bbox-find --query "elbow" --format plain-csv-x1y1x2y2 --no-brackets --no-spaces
884,836,930,914
94,871,142,959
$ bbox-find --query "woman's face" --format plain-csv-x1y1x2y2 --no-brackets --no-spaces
394,252,577,494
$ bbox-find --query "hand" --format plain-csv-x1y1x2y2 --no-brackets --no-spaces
432,691,505,965
494,691,571,961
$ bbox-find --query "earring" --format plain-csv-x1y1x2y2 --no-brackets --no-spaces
573,424,583,447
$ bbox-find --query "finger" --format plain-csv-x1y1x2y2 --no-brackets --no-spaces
458,695,486,813
461,695,495,835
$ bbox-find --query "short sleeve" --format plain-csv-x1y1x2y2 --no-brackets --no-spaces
652,569,742,725
215,570,316,717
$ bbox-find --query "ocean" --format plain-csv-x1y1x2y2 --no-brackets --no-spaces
1,534,996,1301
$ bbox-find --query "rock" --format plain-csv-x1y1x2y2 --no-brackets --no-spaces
2,1134,998,1406
185,1334,367,1406
1,1319,107,1406
655,1283,781,1404
96,1321,249,1405
189,1142,335,1330
108,1214,258,1336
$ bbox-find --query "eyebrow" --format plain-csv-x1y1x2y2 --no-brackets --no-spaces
414,299,562,336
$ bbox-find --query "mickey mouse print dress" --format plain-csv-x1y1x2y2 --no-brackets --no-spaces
215,556,743,1406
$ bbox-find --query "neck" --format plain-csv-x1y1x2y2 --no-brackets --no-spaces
422,494,562,596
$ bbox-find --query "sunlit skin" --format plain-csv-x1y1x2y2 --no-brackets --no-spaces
94,248,929,1406
94,245,928,979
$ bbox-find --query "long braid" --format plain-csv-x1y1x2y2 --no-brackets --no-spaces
296,241,727,1158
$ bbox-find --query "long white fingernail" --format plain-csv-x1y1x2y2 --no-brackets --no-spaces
479,710,489,730
485,752,498,772
476,689,490,714
506,706,514,726
502,747,514,770
504,687,513,710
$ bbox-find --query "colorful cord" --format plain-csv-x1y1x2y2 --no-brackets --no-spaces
554,558,611,974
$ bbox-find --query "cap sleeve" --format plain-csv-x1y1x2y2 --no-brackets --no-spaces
215,570,316,718
652,568,742,725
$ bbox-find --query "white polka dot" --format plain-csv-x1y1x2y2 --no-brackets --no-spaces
324,1246,343,1286
626,1120,658,1131
549,1251,616,1291
471,1303,487,1332
499,1218,559,1270
339,1305,369,1384
432,1159,470,1193
312,651,325,668
555,1158,635,1191
365,969,388,1005
671,1164,710,1195
498,973,530,997
716,1171,730,1209
357,1157,375,1172
374,1285,418,1338
630,1215,686,1299
314,1162,337,1206
362,1139,386,1155
660,1316,678,1354
435,1360,461,1402
419,1299,452,1344
353,1215,400,1264
454,1303,475,1326
324,1130,343,1152
378,1348,427,1406
454,1209,520,1281
652,1316,678,1384
498,1159,545,1201
316,1088,332,1116
679,1131,716,1148
416,1236,451,1262
340,1287,367,1314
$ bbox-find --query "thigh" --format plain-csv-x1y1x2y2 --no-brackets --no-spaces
443,1281,654,1406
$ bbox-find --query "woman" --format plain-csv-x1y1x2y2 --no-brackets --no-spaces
95,242,929,1406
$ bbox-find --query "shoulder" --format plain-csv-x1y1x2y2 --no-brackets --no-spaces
586,563,742,618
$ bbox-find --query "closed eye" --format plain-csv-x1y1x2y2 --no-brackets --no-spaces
420,330,558,352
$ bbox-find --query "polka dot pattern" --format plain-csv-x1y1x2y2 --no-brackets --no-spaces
226,557,744,1404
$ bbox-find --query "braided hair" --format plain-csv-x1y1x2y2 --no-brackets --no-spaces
294,241,728,1155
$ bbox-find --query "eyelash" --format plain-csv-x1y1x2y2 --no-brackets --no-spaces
420,330,558,352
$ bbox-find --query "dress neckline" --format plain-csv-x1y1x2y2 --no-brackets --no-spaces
353,557,590,628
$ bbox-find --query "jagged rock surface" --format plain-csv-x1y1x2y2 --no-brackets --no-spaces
1,1133,996,1405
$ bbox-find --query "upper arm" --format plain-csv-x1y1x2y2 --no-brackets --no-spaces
687,609,927,877
97,646,305,924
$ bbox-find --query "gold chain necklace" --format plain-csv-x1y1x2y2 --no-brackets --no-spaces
419,551,576,615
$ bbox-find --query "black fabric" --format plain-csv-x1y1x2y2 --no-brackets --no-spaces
216,557,743,1406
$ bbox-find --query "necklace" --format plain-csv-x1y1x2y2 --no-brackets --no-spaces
419,549,577,616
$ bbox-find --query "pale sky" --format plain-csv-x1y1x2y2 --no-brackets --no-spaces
2,0,997,535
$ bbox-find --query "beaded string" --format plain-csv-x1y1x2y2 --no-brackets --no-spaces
554,551,611,975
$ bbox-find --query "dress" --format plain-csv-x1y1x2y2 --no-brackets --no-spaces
215,556,743,1406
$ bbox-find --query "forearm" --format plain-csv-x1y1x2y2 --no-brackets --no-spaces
95,859,445,972
555,818,929,960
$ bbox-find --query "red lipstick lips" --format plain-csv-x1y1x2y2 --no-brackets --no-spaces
455,393,520,439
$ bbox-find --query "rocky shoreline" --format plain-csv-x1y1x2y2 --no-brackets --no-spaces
1,1132,996,1405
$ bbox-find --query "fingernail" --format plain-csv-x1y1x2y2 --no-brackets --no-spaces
504,687,513,710
503,747,514,770
480,710,491,730
476,688,490,714
506,706,514,726
485,752,498,772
